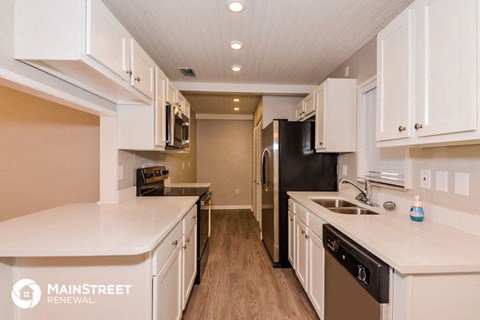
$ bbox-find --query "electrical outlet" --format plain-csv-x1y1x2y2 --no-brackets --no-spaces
235,188,240,195
420,169,431,189
342,164,348,176
118,165,124,180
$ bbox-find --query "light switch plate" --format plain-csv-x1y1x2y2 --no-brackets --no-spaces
420,169,431,189
454,172,470,196
435,171,448,192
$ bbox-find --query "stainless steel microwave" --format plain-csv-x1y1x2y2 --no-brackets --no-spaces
166,104,190,150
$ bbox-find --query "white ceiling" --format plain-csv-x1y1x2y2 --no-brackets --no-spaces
102,0,411,113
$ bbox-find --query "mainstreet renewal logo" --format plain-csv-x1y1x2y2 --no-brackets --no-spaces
11,279,42,309
11,279,133,308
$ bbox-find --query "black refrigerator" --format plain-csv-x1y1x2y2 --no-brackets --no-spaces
261,120,337,267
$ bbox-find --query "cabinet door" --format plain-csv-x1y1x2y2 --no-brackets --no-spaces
295,101,305,121
376,7,413,141
166,80,176,106
86,0,131,82
182,220,197,310
177,92,185,111
184,99,191,119
304,92,315,118
288,211,296,269
413,0,477,137
130,41,155,99
155,68,167,148
308,231,324,318
314,84,326,150
153,242,183,320
295,217,308,292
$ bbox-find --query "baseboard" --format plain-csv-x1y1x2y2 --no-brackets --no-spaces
211,205,253,210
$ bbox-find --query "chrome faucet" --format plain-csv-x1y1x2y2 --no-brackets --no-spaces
338,178,377,207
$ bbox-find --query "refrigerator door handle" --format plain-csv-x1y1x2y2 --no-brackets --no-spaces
261,148,269,191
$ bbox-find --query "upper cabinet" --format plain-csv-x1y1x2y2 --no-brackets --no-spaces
15,0,155,104
377,0,478,147
295,92,315,121
314,78,357,153
117,67,167,151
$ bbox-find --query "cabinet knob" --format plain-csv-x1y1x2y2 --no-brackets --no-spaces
414,123,423,130
318,142,323,146
186,238,190,243
134,76,141,82
126,70,132,76
182,245,187,249
305,234,309,239
398,125,406,132
192,215,197,219
301,230,306,234
171,240,178,246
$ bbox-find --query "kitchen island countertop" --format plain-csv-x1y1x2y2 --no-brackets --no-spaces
0,196,198,257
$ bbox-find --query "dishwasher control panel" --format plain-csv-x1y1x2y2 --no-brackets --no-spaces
323,224,390,303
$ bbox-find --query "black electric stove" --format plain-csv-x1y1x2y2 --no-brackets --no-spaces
136,166,211,285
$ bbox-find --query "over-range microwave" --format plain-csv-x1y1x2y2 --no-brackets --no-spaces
166,104,190,150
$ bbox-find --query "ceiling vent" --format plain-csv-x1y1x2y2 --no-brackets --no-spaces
178,67,197,78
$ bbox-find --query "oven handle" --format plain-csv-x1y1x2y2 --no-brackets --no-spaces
200,192,212,205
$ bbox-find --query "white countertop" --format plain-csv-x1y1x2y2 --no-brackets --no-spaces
0,197,198,257
288,191,480,274
165,182,211,188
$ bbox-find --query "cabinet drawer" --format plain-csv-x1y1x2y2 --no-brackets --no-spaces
309,213,326,239
152,222,183,275
296,203,309,225
288,199,296,213
183,205,197,233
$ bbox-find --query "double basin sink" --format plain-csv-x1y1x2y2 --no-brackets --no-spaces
311,199,378,215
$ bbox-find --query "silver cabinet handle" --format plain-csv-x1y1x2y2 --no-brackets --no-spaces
171,240,178,246
398,125,406,132
414,123,423,130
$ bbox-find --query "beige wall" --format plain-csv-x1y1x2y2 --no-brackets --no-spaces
118,112,197,189
262,95,304,128
328,37,480,216
0,85,100,221
196,119,253,208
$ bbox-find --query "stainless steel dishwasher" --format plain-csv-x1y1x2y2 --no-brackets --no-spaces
323,224,390,320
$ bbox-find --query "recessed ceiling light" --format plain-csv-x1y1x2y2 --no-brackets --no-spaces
227,1,245,13
233,98,240,102
231,65,241,72
230,41,243,50
234,107,240,111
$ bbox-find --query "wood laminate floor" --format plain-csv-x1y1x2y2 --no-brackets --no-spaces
183,209,319,320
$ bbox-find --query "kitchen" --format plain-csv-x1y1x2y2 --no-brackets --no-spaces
1,0,480,319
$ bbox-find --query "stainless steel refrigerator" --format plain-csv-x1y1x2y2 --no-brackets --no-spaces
261,120,338,267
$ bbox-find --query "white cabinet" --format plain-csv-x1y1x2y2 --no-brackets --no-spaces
376,7,413,141
377,0,478,147
308,226,324,318
177,92,186,112
153,222,183,320
166,80,177,106
153,205,197,320
295,92,315,121
15,0,155,104
290,198,326,319
315,78,357,152
295,216,309,292
184,99,191,119
182,209,197,310
117,67,167,150
288,210,296,269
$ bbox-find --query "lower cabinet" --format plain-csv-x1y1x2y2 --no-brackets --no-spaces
290,198,325,319
295,217,309,292
153,240,183,320
152,205,197,320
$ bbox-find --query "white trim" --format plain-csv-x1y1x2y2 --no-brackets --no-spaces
196,113,253,120
211,205,253,210
173,81,315,95
0,67,116,116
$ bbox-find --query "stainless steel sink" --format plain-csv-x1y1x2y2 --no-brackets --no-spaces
328,207,379,215
311,198,379,215
311,199,357,208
